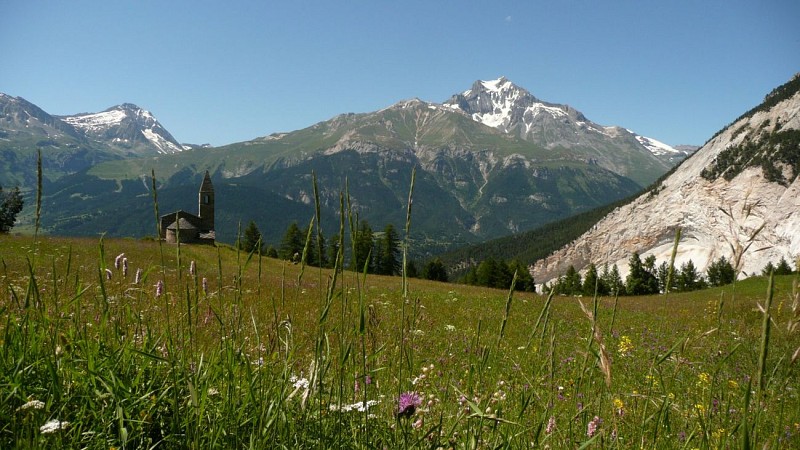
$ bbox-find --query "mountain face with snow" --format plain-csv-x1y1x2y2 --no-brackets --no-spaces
0,95,184,187
60,103,183,155
444,77,692,187
531,74,800,284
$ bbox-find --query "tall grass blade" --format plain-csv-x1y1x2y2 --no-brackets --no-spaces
756,271,774,396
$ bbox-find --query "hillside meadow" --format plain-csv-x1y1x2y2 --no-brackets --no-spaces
1,235,799,448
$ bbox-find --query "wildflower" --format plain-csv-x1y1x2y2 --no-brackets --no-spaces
397,391,422,418
17,400,45,411
291,376,310,390
617,335,633,356
694,403,706,414
445,324,456,332
134,268,142,285
40,419,69,434
155,280,164,297
189,260,196,276
207,388,220,397
697,372,711,387
587,415,602,438
728,379,739,389
412,417,424,429
122,258,128,277
114,253,125,269
613,398,625,416
105,268,113,280
546,416,556,434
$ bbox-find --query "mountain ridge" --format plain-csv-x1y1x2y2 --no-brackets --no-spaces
531,74,800,284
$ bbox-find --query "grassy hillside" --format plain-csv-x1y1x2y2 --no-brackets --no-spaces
1,235,798,448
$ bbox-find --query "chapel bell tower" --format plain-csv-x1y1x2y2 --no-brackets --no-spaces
198,170,214,231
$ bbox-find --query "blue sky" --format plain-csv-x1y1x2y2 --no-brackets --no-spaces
1,1,798,147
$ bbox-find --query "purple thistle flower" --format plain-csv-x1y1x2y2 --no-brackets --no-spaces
114,253,125,270
155,280,164,297
122,258,128,277
397,391,422,418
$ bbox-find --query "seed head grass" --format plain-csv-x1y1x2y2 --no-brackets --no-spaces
0,234,798,448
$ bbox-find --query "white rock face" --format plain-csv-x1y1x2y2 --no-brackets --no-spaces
532,88,800,284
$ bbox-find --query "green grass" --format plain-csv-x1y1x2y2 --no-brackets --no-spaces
1,234,799,448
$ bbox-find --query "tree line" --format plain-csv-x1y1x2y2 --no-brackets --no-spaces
545,252,796,297
239,219,440,278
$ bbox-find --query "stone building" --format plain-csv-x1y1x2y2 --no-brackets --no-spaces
159,170,215,244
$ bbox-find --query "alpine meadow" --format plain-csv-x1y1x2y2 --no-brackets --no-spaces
1,163,799,448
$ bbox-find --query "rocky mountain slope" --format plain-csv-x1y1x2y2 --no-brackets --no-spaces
532,74,800,283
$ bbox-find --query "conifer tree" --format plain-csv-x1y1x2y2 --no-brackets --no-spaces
423,258,448,282
0,185,24,234
240,220,263,253
280,222,304,261
707,256,735,286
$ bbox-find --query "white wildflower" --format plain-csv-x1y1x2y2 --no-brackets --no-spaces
17,400,45,411
40,419,69,434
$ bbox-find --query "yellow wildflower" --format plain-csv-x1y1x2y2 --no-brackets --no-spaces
618,335,634,356
697,372,710,388
613,398,625,416
727,379,739,389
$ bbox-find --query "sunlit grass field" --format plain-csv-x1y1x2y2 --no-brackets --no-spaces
1,234,798,449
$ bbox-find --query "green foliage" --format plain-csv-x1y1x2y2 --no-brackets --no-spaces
701,129,800,185
422,257,448,282
625,252,659,295
279,221,303,261
601,263,625,296
375,224,400,276
0,184,24,233
508,260,536,292
239,220,263,253
352,219,374,272
675,259,707,292
775,257,794,275
581,263,605,296
552,265,582,296
707,256,736,287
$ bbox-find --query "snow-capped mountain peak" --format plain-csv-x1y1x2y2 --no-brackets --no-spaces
61,104,182,155
442,77,689,185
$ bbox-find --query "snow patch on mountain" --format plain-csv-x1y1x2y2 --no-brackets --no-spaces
63,109,128,132
628,131,681,156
